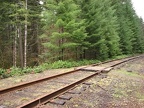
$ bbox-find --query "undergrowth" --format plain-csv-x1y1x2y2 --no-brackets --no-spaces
47,60,100,69
0,54,134,79
0,66,44,79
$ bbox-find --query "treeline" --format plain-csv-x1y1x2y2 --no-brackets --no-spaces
0,0,144,69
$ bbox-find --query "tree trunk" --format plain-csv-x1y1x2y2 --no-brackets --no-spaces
13,26,17,67
18,25,24,68
24,0,28,67
61,27,64,60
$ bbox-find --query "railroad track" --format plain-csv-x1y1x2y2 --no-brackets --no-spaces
0,55,138,95
0,55,143,108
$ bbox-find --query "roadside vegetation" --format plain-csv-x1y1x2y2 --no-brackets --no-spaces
0,54,130,79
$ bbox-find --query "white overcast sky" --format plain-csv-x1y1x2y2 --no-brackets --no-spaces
131,0,144,20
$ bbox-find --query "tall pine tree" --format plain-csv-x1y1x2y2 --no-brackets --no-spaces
85,0,120,60
41,0,87,61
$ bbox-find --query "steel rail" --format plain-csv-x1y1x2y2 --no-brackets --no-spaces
17,71,100,108
110,55,142,67
17,55,143,108
0,55,142,95
0,69,80,94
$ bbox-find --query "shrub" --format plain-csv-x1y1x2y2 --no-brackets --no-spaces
22,67,33,74
50,60,71,68
9,67,22,76
33,66,44,73
41,62,51,70
0,68,6,76
48,59,100,69
0,68,7,78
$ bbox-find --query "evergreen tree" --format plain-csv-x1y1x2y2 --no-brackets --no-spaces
0,1,17,68
0,0,144,69
112,0,144,54
0,0,42,68
103,0,120,57
112,0,134,54
41,0,87,61
133,17,144,53
26,0,42,66
85,0,120,60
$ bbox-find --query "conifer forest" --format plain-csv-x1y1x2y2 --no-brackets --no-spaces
0,0,144,69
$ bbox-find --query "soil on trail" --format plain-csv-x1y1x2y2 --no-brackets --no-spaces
46,56,144,108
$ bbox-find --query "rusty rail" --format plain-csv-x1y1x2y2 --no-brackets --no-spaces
17,55,143,108
0,69,80,94
0,55,142,95
17,71,100,108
